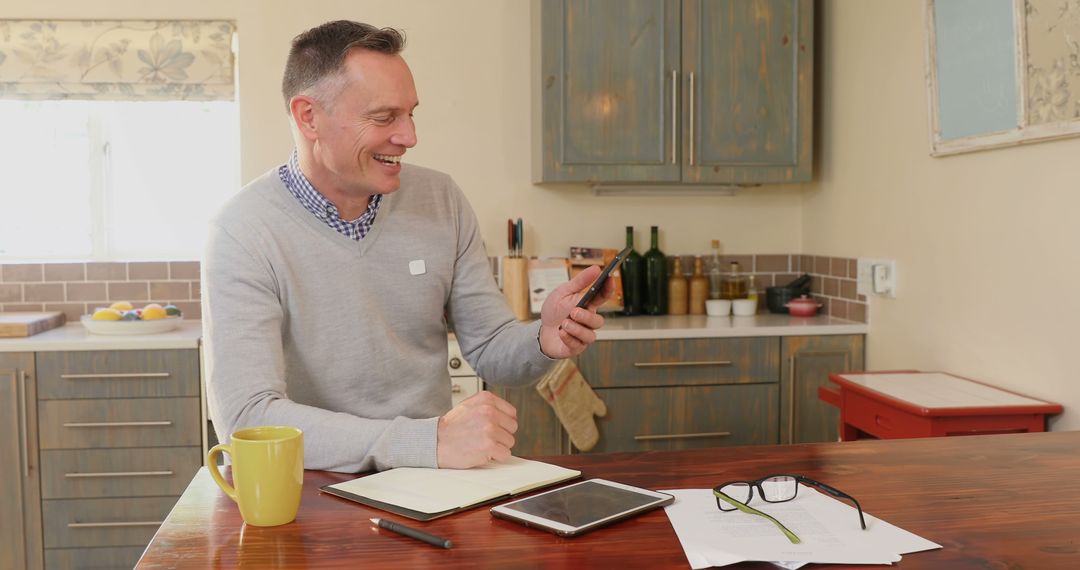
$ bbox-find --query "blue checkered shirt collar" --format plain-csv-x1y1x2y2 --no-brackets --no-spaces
278,150,383,240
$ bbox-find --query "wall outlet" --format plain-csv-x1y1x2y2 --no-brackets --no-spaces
856,258,897,298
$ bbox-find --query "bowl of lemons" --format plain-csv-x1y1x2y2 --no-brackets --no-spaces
81,301,184,335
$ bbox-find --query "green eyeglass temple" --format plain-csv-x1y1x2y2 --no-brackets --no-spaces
713,490,802,544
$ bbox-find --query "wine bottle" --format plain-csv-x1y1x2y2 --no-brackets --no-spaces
643,226,668,315
620,226,644,315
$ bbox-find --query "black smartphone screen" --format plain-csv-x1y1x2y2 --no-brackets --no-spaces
575,246,632,309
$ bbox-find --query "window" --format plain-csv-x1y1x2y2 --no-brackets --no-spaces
0,19,238,261
0,99,239,260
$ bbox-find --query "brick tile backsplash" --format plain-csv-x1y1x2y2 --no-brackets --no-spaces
0,261,203,321
44,262,85,281
2,263,43,282
129,261,169,280
1,253,870,325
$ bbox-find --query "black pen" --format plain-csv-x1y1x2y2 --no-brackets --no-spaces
370,517,453,549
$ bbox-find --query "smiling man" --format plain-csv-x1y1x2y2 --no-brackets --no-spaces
202,21,613,473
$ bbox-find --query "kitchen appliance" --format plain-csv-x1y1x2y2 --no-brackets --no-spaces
765,274,811,314
448,335,482,407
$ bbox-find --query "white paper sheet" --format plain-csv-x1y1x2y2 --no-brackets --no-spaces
661,487,941,569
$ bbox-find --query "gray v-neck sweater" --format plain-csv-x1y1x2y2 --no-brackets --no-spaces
202,164,552,472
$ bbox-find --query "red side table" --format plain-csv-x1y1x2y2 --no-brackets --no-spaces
819,370,1063,441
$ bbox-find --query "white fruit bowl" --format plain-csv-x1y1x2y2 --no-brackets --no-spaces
81,315,183,335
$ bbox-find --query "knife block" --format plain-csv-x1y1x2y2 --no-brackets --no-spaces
502,257,530,321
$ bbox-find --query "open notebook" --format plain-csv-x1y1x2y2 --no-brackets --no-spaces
320,456,581,521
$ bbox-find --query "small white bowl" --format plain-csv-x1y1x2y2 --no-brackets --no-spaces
732,299,757,316
705,299,732,317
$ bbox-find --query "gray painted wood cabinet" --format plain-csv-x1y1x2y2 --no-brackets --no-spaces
1,352,44,570
2,348,202,570
780,335,865,444
538,0,813,184
499,334,863,455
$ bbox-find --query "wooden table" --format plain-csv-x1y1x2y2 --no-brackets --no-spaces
137,431,1080,569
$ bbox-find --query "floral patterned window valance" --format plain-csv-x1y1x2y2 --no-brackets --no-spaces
0,20,236,101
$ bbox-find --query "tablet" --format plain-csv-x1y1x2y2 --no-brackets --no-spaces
490,478,674,537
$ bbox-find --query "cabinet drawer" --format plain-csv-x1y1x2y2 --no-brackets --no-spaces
41,446,202,499
36,349,199,400
578,338,779,388
38,397,201,450
45,546,147,570
43,496,176,548
584,384,779,453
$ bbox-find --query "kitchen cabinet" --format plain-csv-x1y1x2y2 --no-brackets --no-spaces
33,348,202,570
537,0,813,185
1,352,44,570
502,333,863,455
780,335,865,444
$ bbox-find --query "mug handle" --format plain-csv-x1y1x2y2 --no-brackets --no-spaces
207,443,238,503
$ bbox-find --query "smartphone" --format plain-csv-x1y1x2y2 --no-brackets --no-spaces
490,478,674,537
575,246,632,309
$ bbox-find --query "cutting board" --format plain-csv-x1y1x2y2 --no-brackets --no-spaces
0,311,67,337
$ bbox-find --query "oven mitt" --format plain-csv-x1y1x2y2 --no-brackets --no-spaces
535,359,607,452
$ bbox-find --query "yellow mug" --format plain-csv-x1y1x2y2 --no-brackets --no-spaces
208,426,304,527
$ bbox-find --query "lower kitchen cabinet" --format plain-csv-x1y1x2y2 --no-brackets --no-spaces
780,335,865,444
591,384,778,453
1,352,44,570
488,382,569,456
501,334,863,455
1,347,203,570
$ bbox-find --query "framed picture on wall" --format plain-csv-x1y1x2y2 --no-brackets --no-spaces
925,0,1080,156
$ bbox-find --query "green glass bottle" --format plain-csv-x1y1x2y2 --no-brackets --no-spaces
643,225,668,315
620,226,644,315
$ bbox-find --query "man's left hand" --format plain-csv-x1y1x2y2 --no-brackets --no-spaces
538,265,615,359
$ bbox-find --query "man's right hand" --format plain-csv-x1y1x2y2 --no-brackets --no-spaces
436,391,518,468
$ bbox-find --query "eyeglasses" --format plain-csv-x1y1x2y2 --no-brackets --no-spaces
713,474,867,544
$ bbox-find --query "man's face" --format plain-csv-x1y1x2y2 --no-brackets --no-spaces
312,49,418,197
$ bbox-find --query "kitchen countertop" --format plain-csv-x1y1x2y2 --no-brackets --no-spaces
0,319,202,352
0,314,866,351
595,313,867,340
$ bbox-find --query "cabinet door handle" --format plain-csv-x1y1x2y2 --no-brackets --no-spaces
68,521,164,529
787,355,796,444
60,372,170,380
634,431,731,441
689,71,696,166
64,421,173,428
671,69,679,164
633,360,732,368
18,370,30,478
451,384,462,393
66,470,174,478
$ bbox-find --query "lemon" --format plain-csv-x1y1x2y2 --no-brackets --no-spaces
109,301,134,311
142,306,167,320
91,308,123,321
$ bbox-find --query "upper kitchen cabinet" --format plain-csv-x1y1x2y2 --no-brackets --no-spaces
536,0,813,185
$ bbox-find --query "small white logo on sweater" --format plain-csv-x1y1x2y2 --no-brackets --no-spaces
409,260,426,275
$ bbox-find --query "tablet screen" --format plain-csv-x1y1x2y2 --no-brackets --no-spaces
501,480,663,527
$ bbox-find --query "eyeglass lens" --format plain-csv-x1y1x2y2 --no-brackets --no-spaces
717,476,798,511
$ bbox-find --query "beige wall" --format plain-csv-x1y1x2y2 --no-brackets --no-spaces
9,1,1076,429
3,0,803,258
808,1,1080,430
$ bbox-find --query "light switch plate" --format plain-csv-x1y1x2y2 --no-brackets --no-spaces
857,258,897,298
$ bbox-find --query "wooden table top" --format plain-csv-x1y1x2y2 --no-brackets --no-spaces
137,431,1080,569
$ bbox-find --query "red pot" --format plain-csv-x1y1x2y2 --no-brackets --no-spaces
785,295,821,317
